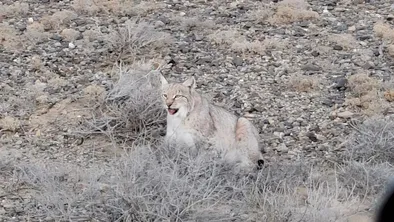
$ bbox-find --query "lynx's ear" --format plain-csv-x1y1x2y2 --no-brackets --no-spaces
183,76,196,89
159,73,168,89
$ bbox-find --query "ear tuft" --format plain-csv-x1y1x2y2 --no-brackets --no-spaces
183,76,196,89
159,73,168,88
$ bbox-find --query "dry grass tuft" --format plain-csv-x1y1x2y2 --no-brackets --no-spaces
208,29,288,55
207,29,243,45
344,73,391,115
347,73,381,98
41,10,78,30
0,23,24,50
344,117,394,163
60,28,80,42
105,19,172,61
338,161,394,197
0,2,29,17
246,4,274,24
328,34,358,50
268,0,319,25
374,21,394,43
6,142,372,221
0,116,21,132
25,22,50,44
288,73,320,92
72,0,163,16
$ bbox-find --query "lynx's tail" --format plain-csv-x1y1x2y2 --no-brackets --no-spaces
376,179,394,222
235,117,265,170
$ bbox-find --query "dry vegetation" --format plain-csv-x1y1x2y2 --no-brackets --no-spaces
328,34,358,50
2,0,394,221
105,19,173,62
72,0,163,16
374,21,394,59
344,73,392,116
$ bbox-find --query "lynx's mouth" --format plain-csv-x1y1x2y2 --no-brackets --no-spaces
168,108,179,115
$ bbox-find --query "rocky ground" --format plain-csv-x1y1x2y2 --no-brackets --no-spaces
1,0,394,221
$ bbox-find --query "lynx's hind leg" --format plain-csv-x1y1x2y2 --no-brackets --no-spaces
235,117,264,169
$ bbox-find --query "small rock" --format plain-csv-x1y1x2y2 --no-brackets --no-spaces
68,42,76,49
307,132,318,142
333,77,348,90
232,56,243,67
333,45,343,50
301,64,320,72
28,17,34,23
337,111,354,119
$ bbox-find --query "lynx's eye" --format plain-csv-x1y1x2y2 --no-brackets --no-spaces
174,95,183,99
162,94,167,98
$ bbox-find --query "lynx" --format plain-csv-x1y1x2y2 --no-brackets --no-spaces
159,74,264,171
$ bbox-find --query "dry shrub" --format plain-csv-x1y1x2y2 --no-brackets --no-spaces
173,16,216,31
82,85,106,104
9,144,369,221
60,28,80,41
338,161,394,198
345,73,391,115
345,117,394,163
288,73,319,92
0,23,24,50
246,3,274,24
347,73,381,97
268,0,319,25
208,30,287,55
328,34,358,50
387,44,394,58
72,0,163,16
0,2,29,17
41,10,77,30
207,29,243,45
25,22,50,44
0,116,20,132
374,21,394,43
105,19,172,61
384,90,394,102
231,40,266,54
88,61,166,142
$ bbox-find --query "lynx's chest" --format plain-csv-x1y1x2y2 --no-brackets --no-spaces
165,115,196,148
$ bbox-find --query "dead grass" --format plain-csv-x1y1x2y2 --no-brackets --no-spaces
246,3,274,24
288,73,320,92
0,116,20,132
41,10,78,30
0,2,29,17
374,21,394,43
104,19,172,62
245,0,318,25
72,0,163,16
347,73,381,97
0,23,24,50
24,22,50,45
268,0,319,25
5,142,373,222
60,28,80,42
328,34,358,50
344,73,392,115
344,117,394,164
208,29,288,55
87,61,166,143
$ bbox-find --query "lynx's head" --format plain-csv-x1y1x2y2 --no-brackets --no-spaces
159,74,197,118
